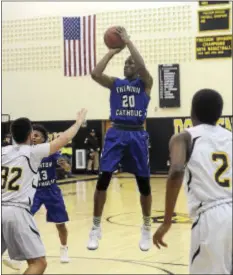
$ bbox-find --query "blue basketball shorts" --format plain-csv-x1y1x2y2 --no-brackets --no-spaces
100,127,150,177
31,184,69,224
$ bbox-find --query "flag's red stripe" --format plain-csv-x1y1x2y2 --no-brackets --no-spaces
88,16,92,74
64,40,67,76
64,16,96,77
78,39,82,76
93,15,96,67
83,17,87,75
73,40,77,76
68,40,71,76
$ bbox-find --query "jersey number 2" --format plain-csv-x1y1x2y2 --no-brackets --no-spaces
1,166,22,191
212,153,231,188
122,95,135,108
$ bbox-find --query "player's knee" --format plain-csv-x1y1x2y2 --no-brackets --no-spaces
56,223,67,233
28,256,47,273
136,176,151,196
39,257,47,271
96,172,112,191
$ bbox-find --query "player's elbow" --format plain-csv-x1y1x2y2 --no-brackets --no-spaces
169,166,184,180
50,135,69,155
91,72,96,79
91,70,100,79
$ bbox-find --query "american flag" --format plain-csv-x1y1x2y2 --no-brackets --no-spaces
63,16,96,77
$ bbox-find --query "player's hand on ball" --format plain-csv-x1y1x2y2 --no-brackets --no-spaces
76,108,88,125
115,27,130,44
153,223,171,249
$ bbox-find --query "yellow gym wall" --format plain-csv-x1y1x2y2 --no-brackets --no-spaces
2,2,232,121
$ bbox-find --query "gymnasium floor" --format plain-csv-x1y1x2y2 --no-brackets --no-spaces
2,174,191,274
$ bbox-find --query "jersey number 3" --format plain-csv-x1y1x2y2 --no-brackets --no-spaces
39,170,48,181
212,153,231,188
1,166,22,191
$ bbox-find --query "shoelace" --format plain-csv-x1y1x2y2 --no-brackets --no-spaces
90,229,99,238
142,228,151,239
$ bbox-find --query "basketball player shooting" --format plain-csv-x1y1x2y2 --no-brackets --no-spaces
153,89,232,274
2,109,87,275
87,26,154,251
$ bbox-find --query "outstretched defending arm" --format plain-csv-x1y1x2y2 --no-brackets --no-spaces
116,27,153,96
49,109,87,155
91,48,124,89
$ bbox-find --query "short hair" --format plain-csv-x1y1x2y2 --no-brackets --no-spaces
32,124,48,142
10,118,32,144
191,89,223,125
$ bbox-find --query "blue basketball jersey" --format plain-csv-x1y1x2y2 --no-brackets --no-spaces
31,151,69,223
37,152,60,188
110,78,150,125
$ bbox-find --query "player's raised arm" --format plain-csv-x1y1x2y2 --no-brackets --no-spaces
116,27,153,96
91,48,123,89
49,109,87,155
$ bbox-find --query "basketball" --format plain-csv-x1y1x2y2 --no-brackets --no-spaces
104,26,125,49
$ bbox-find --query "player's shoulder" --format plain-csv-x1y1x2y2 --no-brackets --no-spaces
217,125,232,136
30,143,50,157
185,124,206,136
2,145,13,159
30,144,45,152
2,145,33,166
184,125,198,134
2,145,11,154
10,144,31,155
51,151,61,158
40,155,54,165
44,151,61,162
113,77,124,84
186,124,232,138
169,131,191,147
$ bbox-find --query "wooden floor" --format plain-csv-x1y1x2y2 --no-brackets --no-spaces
2,174,191,274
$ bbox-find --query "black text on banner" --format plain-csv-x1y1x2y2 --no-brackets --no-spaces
196,35,232,59
198,9,230,31
158,64,180,108
199,1,229,6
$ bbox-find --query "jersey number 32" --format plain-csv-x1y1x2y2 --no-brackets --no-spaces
1,166,22,191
